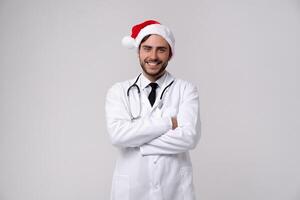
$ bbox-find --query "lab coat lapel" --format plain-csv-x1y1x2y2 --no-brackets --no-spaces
151,72,175,109
137,77,153,112
136,72,175,113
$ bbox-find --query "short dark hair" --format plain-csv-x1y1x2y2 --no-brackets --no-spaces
138,35,152,49
138,34,173,59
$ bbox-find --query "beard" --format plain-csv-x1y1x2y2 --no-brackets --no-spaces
139,58,169,79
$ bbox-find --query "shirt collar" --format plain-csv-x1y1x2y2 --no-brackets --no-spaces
140,72,168,90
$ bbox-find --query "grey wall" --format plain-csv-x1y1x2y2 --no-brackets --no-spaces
1,0,300,199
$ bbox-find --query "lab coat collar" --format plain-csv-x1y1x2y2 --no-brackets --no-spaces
139,71,174,90
153,71,175,109
127,71,175,110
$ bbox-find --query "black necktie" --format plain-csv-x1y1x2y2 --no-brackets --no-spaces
148,82,158,107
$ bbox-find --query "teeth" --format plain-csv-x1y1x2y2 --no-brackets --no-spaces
147,62,158,66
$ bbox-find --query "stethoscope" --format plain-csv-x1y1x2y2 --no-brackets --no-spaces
127,73,174,120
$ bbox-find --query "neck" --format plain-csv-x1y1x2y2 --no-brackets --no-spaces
143,71,166,82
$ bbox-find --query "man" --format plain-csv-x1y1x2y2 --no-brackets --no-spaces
105,20,201,200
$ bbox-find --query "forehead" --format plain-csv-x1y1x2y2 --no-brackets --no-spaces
140,34,169,47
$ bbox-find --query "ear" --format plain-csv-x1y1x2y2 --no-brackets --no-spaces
137,48,140,58
168,51,173,60
167,44,173,60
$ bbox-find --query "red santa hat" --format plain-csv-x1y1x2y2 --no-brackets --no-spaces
121,20,175,56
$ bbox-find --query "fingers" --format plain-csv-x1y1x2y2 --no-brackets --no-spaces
171,117,178,130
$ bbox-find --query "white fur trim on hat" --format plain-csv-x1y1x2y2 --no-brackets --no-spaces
121,23,175,56
135,24,175,55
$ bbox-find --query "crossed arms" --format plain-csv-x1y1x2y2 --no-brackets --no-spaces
105,82,201,155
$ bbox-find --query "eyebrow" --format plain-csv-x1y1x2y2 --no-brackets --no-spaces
141,45,168,49
142,45,152,48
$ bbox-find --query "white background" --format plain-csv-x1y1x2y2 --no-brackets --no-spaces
1,0,300,199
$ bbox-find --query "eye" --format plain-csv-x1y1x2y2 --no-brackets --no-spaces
142,46,152,52
158,48,166,53
157,48,168,54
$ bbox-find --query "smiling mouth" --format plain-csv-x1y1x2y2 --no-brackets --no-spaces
145,60,162,66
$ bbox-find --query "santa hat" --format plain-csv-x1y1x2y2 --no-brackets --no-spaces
121,20,175,55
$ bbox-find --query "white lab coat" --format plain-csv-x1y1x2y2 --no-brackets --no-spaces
105,72,201,200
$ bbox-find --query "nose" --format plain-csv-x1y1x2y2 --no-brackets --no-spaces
149,49,158,60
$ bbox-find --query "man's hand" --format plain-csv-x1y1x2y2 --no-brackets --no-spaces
171,117,178,130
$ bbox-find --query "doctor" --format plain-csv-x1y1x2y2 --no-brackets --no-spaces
105,20,201,200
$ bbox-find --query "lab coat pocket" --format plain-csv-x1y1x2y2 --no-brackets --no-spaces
111,175,130,200
180,167,196,200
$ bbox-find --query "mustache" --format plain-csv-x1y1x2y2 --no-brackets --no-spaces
145,59,162,64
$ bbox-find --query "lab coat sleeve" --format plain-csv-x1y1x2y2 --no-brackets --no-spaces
140,82,201,155
105,83,172,148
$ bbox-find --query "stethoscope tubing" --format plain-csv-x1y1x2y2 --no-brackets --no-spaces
127,73,174,100
126,73,174,120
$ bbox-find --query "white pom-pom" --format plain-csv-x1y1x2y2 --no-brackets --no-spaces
121,36,136,49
